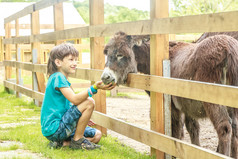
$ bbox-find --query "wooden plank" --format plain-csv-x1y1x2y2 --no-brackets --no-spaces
4,0,68,24
3,36,30,44
0,36,3,62
89,0,106,135
150,0,169,158
75,39,83,64
89,11,238,36
4,23,12,81
3,10,238,45
91,111,230,159
31,10,46,94
3,61,47,73
4,80,44,101
32,49,39,106
9,24,86,30
15,19,21,98
3,61,238,109
54,2,64,45
126,73,238,109
4,5,34,24
163,60,172,159
34,0,67,11
74,43,90,50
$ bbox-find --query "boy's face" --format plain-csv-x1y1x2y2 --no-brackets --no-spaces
56,54,78,77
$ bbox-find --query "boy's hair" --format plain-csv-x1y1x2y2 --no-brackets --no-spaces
47,43,79,77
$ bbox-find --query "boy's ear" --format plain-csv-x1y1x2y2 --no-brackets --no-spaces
54,59,61,67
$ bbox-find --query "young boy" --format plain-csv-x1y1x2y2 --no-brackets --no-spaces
41,43,116,150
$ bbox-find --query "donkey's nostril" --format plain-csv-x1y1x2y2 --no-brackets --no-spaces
106,75,110,79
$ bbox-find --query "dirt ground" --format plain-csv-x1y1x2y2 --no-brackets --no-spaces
106,92,218,154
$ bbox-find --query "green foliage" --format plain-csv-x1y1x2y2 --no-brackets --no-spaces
73,0,90,24
72,0,149,24
170,0,238,17
104,4,149,24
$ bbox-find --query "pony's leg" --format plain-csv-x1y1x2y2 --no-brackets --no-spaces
228,108,238,158
203,102,232,156
171,101,184,140
184,115,200,145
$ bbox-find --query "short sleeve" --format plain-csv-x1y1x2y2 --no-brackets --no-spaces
53,73,70,90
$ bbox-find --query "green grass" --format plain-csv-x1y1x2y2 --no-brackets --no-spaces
0,144,21,151
0,84,154,159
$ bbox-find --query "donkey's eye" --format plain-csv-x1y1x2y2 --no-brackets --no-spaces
116,54,123,61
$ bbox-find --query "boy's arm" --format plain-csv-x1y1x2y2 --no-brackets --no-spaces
59,87,88,105
59,81,116,105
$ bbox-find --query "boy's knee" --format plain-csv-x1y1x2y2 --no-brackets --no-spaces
94,130,102,143
86,98,95,109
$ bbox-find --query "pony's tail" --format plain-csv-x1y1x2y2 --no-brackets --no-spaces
226,37,238,86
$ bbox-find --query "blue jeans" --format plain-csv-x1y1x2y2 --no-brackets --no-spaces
46,105,96,142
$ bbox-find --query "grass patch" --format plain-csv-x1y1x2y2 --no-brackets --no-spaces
0,124,153,159
0,84,154,159
0,144,21,151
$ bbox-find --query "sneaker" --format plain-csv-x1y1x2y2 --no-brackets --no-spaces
69,137,101,150
48,141,63,149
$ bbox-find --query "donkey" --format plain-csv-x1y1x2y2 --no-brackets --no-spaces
101,31,238,158
195,31,238,43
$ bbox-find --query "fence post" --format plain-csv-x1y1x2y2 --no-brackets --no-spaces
31,10,45,105
89,0,107,135
0,36,3,62
32,49,39,106
16,48,23,98
4,22,12,92
75,39,83,65
54,2,64,45
15,19,21,97
150,0,169,158
31,9,46,94
163,60,171,159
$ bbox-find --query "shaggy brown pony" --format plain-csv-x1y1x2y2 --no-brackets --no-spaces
101,31,238,158
195,31,238,43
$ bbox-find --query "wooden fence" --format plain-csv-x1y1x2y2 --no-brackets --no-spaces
3,0,238,158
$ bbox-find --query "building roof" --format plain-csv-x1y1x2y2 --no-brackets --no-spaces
0,2,86,36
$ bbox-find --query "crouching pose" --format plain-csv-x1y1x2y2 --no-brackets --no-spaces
41,43,116,150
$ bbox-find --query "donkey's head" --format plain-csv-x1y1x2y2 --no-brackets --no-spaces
101,31,149,85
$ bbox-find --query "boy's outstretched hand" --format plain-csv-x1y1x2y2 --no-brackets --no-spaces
96,81,116,90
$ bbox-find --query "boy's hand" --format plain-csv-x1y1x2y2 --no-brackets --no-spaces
96,81,116,90
88,120,95,126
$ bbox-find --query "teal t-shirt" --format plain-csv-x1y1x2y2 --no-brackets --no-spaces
41,72,72,137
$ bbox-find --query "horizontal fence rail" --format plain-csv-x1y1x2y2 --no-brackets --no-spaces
3,11,238,44
4,80,44,101
4,60,238,109
4,0,68,24
91,111,230,159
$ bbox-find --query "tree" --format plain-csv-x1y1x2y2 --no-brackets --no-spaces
170,0,238,17
72,0,149,24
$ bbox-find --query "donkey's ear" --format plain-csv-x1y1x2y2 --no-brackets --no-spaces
126,35,132,42
131,35,150,47
104,45,109,55
169,41,178,48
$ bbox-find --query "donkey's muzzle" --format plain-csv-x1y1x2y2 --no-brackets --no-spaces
101,67,116,85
